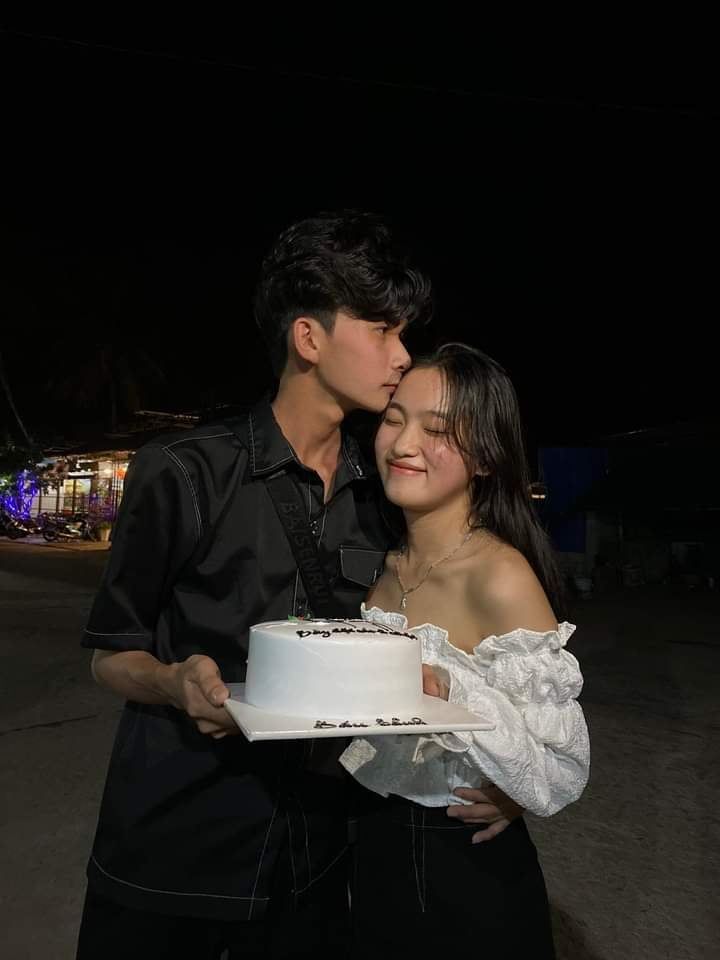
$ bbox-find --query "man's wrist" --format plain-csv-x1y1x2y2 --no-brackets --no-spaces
153,660,180,706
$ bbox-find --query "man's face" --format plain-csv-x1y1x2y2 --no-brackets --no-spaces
314,311,411,414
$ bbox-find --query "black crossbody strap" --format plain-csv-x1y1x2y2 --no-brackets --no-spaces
265,471,337,619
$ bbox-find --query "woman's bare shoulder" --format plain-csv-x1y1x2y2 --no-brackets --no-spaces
466,537,558,635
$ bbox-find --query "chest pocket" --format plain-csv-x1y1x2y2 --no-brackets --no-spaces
339,545,386,588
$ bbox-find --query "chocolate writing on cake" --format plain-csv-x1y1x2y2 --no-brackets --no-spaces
313,717,427,729
297,626,417,639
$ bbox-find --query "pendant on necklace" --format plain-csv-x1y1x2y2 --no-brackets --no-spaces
400,594,408,610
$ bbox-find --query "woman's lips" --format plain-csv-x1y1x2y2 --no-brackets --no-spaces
387,462,425,475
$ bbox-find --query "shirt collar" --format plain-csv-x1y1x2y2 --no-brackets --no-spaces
247,400,377,483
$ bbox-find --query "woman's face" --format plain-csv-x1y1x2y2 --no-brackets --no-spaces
375,366,474,515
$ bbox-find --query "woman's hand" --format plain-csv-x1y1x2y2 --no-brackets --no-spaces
422,664,449,700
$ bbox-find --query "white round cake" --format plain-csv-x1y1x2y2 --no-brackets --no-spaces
244,618,424,720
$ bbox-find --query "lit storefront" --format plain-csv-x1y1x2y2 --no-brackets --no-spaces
28,411,199,521
31,451,132,519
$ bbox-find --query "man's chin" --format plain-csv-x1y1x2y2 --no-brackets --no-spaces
349,398,388,415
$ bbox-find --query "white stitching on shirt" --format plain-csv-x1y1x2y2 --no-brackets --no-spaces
89,855,268,901
163,432,234,449
250,410,296,474
294,845,348,895
285,811,298,902
248,413,257,474
342,444,362,478
398,821,468,830
259,455,295,473
247,413,296,475
84,630,149,637
410,805,426,912
162,447,203,543
248,798,280,920
292,568,300,615
298,801,313,887
421,807,427,908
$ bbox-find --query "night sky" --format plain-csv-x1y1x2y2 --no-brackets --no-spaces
2,24,717,448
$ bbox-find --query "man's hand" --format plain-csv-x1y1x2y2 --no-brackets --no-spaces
91,649,238,739
447,784,524,843
422,664,449,699
162,655,237,739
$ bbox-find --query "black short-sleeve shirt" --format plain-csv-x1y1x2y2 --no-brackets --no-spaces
82,400,394,920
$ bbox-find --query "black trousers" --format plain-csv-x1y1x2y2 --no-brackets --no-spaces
350,795,556,959
76,845,350,960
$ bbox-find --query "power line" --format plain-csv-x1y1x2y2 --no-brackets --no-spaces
3,28,713,120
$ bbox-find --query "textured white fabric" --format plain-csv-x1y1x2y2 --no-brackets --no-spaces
339,604,590,816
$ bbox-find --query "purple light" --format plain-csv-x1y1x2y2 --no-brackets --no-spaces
0,469,40,519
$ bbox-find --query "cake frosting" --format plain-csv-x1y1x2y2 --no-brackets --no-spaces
244,618,424,719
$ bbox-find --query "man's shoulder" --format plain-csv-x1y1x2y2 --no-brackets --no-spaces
138,415,251,460
125,417,254,503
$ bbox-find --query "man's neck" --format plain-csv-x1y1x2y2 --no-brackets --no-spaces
272,375,345,488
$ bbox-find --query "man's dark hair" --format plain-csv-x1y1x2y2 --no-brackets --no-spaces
254,210,432,375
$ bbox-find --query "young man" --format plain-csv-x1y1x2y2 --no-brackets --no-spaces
76,211,432,959
76,211,519,959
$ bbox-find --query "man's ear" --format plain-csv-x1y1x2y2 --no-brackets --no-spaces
289,316,324,365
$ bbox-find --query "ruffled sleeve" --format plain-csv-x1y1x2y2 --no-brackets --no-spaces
465,624,589,814
346,608,590,817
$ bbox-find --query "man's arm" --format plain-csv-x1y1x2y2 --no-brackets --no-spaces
91,649,237,737
447,785,524,843
85,444,237,738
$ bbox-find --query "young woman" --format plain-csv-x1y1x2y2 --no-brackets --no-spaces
342,343,590,958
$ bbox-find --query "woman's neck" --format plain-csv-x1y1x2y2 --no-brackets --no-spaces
402,499,473,565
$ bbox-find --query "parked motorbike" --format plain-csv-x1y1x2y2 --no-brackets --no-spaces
40,513,97,542
0,508,33,539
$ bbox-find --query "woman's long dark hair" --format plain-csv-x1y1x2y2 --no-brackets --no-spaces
414,343,566,618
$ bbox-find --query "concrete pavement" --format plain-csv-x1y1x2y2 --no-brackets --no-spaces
1,538,718,958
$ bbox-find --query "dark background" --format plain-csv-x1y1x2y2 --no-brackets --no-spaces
2,21,717,448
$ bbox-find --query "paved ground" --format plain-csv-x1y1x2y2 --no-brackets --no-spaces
1,537,718,958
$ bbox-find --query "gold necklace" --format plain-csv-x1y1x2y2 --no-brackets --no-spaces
395,529,474,610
